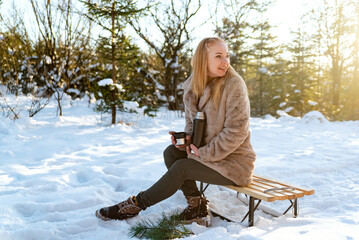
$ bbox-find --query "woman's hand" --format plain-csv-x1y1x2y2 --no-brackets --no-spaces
169,131,177,145
169,131,191,150
187,144,200,157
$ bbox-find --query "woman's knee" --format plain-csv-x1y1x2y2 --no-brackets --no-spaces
163,145,177,168
163,144,187,168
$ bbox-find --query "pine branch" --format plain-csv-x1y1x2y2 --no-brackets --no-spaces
128,212,193,240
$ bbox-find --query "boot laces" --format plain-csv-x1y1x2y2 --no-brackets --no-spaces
185,197,205,214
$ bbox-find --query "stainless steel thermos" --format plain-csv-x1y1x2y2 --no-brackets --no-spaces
191,112,206,148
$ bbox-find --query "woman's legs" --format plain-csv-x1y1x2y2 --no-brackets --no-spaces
163,144,201,197
136,145,235,210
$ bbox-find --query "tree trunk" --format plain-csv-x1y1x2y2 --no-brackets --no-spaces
331,60,341,108
259,71,263,116
330,1,345,111
57,91,63,116
351,5,359,120
111,2,116,124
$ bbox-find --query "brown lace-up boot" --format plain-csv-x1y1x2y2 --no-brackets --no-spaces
180,196,210,226
95,196,142,221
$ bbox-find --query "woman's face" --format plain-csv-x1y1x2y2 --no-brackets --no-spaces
207,41,230,78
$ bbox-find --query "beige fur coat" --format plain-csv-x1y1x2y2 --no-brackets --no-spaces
182,73,256,186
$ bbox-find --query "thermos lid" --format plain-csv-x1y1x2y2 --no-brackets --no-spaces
195,112,206,119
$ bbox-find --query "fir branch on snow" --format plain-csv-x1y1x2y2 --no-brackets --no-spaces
129,212,193,240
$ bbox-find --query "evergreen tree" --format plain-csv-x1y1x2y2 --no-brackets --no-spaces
214,0,260,79
266,53,290,116
91,34,159,116
249,6,277,117
0,28,33,95
214,0,276,117
0,1,33,95
82,0,147,123
285,27,317,117
308,19,329,118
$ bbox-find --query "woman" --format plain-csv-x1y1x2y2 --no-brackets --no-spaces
95,37,256,226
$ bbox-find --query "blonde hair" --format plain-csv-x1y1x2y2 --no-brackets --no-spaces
191,37,239,107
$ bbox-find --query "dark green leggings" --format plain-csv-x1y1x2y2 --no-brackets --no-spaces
136,144,235,210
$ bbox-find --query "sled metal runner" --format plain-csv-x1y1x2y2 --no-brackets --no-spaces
200,175,314,227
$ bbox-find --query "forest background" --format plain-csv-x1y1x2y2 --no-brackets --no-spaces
1,0,358,123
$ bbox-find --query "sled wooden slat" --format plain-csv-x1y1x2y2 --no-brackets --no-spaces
225,185,277,202
200,174,315,227
251,177,305,197
225,175,314,202
250,182,302,200
254,175,315,194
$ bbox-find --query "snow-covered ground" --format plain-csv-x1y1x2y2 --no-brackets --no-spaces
0,94,359,240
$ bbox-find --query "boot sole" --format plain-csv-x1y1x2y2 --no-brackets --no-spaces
96,210,110,221
95,209,138,221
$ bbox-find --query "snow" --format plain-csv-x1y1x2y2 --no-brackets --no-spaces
98,78,113,86
8,48,14,55
284,107,294,113
258,67,268,74
1,94,359,240
67,88,81,95
45,56,52,65
124,101,140,113
308,100,318,106
165,58,172,67
272,96,280,100
97,79,123,91
301,111,329,124
114,84,124,91
279,102,287,107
